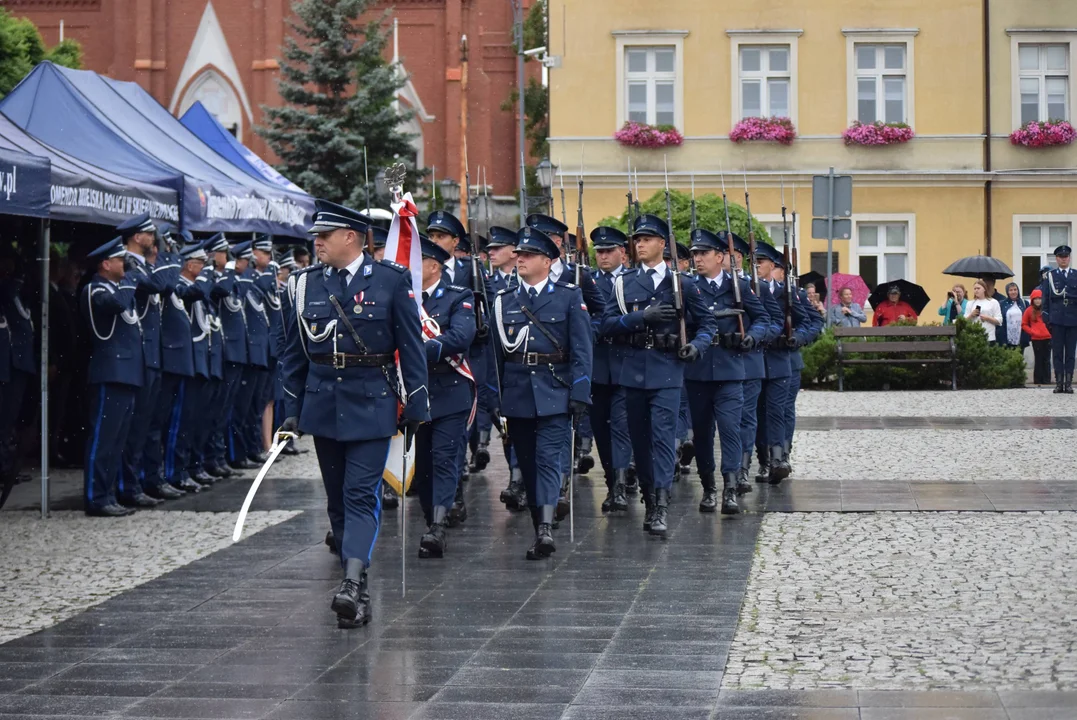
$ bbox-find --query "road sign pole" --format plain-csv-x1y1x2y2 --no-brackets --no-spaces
827,166,835,306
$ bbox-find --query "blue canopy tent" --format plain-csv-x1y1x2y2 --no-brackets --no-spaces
180,101,302,192
0,144,50,220
0,62,313,236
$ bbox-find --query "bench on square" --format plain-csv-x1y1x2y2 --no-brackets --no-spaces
834,325,958,392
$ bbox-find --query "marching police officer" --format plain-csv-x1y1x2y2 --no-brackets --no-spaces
598,215,717,536
1040,245,1077,394
281,199,429,628
196,234,235,485
685,229,770,515
82,237,144,517
777,266,823,474
492,227,592,559
589,226,633,512
414,237,476,558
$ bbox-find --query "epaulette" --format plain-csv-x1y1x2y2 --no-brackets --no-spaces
378,259,407,273
448,284,470,294
496,287,513,296
292,265,318,277
555,280,577,289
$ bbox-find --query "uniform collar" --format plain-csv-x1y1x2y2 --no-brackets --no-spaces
341,252,365,279
520,276,549,296
641,261,668,280
126,251,146,265
424,279,441,297
550,258,564,282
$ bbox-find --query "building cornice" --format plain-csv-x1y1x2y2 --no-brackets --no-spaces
610,29,689,38
842,28,920,36
725,29,803,37
1006,28,1077,35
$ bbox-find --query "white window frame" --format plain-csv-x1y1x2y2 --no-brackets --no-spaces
849,214,917,286
844,29,917,128
613,30,687,130
727,31,801,127
754,213,801,254
1008,31,1077,130
1012,214,1077,288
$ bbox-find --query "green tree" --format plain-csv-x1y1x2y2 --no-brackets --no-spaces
258,0,414,207
502,0,548,202
0,10,82,98
596,189,774,247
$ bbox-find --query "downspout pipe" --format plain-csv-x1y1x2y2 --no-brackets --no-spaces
983,0,993,257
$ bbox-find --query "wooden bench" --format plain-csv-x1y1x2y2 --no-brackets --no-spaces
834,325,958,392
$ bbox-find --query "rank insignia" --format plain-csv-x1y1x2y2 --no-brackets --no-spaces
364,264,373,277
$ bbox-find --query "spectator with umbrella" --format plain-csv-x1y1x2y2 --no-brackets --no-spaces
937,283,968,325
998,281,1029,349
965,280,1003,343
1023,288,1052,385
870,282,925,326
829,287,867,327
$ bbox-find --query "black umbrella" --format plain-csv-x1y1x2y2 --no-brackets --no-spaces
798,270,826,300
868,279,930,315
942,255,1014,280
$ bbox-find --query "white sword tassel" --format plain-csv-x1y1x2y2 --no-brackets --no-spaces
233,431,296,542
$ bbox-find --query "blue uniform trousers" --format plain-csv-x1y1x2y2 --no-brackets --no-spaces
119,367,160,500
85,383,137,510
686,380,744,477
508,415,570,507
784,371,802,450
314,435,391,568
228,364,258,462
740,379,763,458
590,383,630,477
624,387,680,492
1050,324,1077,378
677,386,690,444
209,362,244,466
169,376,210,485
242,366,271,457
415,410,469,519
759,377,790,448
143,372,185,490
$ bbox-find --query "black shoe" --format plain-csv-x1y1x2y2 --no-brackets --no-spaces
755,464,770,483
331,559,371,628
86,503,134,517
679,435,695,468
472,431,491,472
229,459,254,471
699,478,718,513
555,492,571,522
325,530,338,554
721,488,740,515
736,473,753,496
769,446,790,484
145,484,184,501
525,507,557,560
419,508,448,559
650,488,669,536
449,485,468,525
642,493,656,532
119,493,162,509
188,469,214,484
176,477,205,493
1067,377,1074,394
624,465,639,495
280,442,300,456
204,463,231,478
601,482,614,513
382,484,399,510
247,452,269,464
577,454,594,474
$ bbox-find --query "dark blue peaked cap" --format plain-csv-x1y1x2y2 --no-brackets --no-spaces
590,226,627,248
719,230,751,257
688,228,725,252
457,234,473,254
632,214,669,241
426,210,466,239
663,242,691,261
231,240,253,260
515,226,559,259
180,236,207,261
755,242,785,269
116,212,156,238
421,236,451,264
371,226,388,248
309,199,371,234
253,234,274,252
1055,245,1072,257
87,236,126,261
204,233,229,253
526,213,568,236
486,226,517,249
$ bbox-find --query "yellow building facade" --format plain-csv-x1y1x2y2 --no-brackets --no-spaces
546,0,1077,319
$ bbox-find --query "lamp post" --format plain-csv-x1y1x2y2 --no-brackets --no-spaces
535,158,554,215
440,179,460,216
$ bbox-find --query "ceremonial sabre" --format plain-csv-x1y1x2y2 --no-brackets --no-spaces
233,430,296,542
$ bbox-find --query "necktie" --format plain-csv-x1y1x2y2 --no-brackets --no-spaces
337,268,350,298
422,291,430,302
528,287,538,303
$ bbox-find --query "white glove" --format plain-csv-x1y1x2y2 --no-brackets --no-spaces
225,260,236,271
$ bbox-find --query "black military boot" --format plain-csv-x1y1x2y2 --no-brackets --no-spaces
507,470,528,511
610,469,628,512
419,506,448,559
721,472,741,515
601,472,615,513
769,445,791,484
737,452,753,495
698,474,718,513
325,529,338,555
381,482,399,510
526,506,557,560
576,437,595,474
119,492,162,509
555,474,571,521
331,558,371,628
679,430,695,468
448,484,467,525
754,445,770,483
1055,379,1065,394
145,483,184,501
625,463,639,495
642,491,656,532
650,488,670,536
175,477,205,493
499,469,516,506
783,441,795,478
1067,374,1074,394
471,431,491,472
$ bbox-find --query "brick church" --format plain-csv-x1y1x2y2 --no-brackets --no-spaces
5,0,534,198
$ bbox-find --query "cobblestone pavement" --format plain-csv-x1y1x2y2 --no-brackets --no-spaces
796,386,1071,417
726,512,1077,692
0,510,299,644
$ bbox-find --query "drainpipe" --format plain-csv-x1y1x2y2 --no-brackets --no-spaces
983,0,993,257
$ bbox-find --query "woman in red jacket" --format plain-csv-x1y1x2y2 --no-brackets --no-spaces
1023,288,1052,385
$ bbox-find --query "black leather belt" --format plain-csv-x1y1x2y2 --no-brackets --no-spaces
429,362,461,374
311,353,394,369
613,333,680,350
711,333,741,349
505,351,568,365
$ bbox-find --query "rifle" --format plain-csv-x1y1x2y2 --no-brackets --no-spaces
718,163,746,337
625,160,638,266
559,167,568,227
575,153,588,285
363,147,375,255
482,167,493,273
688,174,697,273
662,155,687,347
463,159,489,337
778,176,794,343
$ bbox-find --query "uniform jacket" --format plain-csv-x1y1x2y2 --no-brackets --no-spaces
743,278,783,382
598,266,717,389
592,267,625,386
1039,267,1077,327
239,267,271,368
789,287,824,373
422,281,476,419
82,273,145,387
282,256,430,441
126,251,179,371
442,257,474,289
684,271,771,383
493,279,592,418
184,270,215,379
201,269,225,379
255,268,285,361
1,280,37,375
213,268,248,365
760,279,814,379
552,259,604,314
160,272,207,378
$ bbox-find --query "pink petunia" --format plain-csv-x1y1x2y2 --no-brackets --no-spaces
729,117,797,145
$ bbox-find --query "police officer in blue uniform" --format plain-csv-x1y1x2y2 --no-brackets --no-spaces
428,211,475,289
599,215,717,536
685,229,771,515
82,237,145,517
1040,245,1077,394
414,236,476,558
281,199,429,628
196,234,235,485
668,242,696,479
210,238,251,472
589,226,633,512
226,240,269,466
241,235,278,463
493,227,592,559
779,266,823,473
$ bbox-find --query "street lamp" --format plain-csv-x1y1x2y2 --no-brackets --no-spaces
440,179,460,214
536,158,554,191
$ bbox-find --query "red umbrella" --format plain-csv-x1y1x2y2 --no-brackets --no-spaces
828,273,870,307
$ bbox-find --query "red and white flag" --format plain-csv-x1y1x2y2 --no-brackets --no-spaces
384,192,423,311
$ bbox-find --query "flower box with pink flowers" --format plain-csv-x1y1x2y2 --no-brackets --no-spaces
842,121,915,146
1009,120,1076,148
729,116,797,145
614,122,684,149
